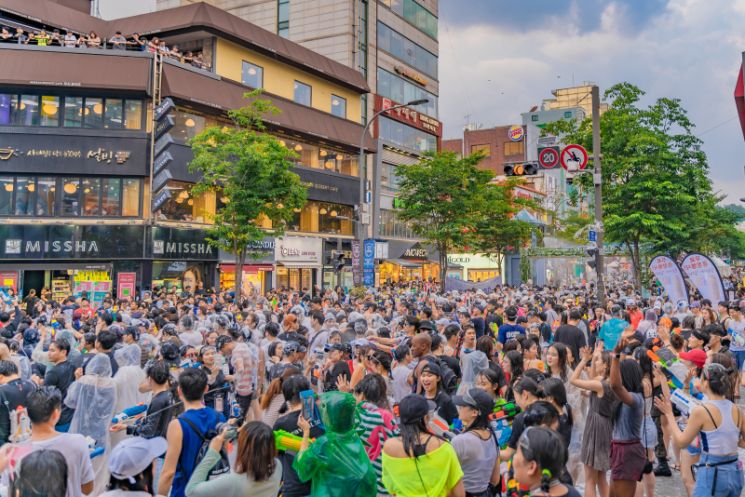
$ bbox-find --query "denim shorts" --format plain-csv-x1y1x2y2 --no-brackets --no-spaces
732,350,745,371
693,454,743,497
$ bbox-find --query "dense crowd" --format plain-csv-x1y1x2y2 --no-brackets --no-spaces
0,280,743,497
0,26,210,69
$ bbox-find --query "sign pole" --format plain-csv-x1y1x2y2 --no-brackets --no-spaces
592,86,606,306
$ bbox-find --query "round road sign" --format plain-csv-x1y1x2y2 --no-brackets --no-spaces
538,147,560,169
560,144,589,171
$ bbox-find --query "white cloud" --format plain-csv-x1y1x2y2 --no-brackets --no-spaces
439,0,745,203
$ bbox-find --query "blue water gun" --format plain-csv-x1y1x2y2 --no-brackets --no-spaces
112,403,148,424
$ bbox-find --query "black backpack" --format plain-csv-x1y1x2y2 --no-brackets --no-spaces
179,416,231,480
435,358,458,395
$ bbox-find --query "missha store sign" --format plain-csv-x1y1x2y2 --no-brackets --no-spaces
274,236,323,267
151,227,216,260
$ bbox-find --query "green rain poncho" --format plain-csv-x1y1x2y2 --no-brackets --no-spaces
293,391,377,497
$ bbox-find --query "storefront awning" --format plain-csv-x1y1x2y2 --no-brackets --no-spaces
277,262,321,269
387,258,423,268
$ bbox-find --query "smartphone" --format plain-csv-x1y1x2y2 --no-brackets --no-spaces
300,389,316,425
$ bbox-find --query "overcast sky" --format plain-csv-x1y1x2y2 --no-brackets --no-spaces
438,0,745,204
98,0,154,19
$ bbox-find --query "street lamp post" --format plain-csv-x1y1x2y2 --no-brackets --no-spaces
356,98,429,285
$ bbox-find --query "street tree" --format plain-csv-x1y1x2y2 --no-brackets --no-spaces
395,151,493,291
544,83,732,290
189,91,307,297
472,178,539,275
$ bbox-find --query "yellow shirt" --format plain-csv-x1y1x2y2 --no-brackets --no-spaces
382,442,464,497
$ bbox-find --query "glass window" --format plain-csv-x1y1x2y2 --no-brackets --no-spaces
83,98,103,128
471,144,491,157
293,81,311,106
14,95,39,126
159,181,214,223
0,94,12,126
241,61,263,89
319,203,353,235
0,177,12,215
122,178,140,217
172,110,207,143
278,0,290,37
377,68,438,118
283,138,358,177
101,178,121,216
377,22,437,78
331,95,346,118
381,162,400,191
104,98,123,129
381,0,437,38
14,178,34,216
61,178,80,216
39,96,60,127
36,177,55,216
124,100,143,130
81,178,100,216
378,116,437,152
64,96,83,127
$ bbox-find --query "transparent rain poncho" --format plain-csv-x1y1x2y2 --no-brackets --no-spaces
293,391,377,497
65,353,117,495
457,349,489,395
112,344,150,447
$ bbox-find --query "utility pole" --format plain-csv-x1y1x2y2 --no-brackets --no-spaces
591,85,606,306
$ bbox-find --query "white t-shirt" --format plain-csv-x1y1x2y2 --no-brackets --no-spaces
31,433,94,497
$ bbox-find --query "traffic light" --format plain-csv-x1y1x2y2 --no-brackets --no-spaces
586,247,598,270
504,162,538,177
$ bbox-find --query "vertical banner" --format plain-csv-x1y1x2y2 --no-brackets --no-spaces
680,253,727,303
649,256,689,304
351,241,361,286
363,239,376,287
117,272,137,300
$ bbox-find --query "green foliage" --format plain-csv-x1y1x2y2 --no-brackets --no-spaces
543,82,734,289
395,151,494,290
189,90,307,295
555,212,594,244
472,178,539,269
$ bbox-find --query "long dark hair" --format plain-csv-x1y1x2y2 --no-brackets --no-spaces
400,417,431,457
540,377,573,428
614,359,643,422
354,373,389,408
517,427,567,494
235,421,277,481
548,343,569,380
505,350,524,382
12,450,68,497
635,346,654,397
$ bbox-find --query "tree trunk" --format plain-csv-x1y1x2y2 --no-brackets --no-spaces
439,243,448,293
626,240,642,294
234,248,246,299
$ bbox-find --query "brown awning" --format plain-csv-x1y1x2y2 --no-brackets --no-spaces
0,46,151,91
161,63,375,151
0,0,369,94
0,0,107,34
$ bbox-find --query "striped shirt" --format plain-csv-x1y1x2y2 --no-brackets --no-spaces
355,402,399,495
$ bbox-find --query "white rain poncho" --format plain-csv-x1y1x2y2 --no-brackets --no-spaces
65,353,117,496
457,349,489,395
111,344,150,447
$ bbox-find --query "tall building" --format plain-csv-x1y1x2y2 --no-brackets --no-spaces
157,0,443,284
0,0,372,296
442,125,527,177
542,83,608,117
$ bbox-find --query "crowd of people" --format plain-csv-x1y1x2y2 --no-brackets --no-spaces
0,26,211,69
0,279,742,497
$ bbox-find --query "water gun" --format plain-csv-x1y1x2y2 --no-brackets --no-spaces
492,399,520,421
112,403,148,424
85,436,105,459
646,350,685,390
494,416,512,449
274,429,314,452
427,412,456,440
670,388,701,416
727,328,745,347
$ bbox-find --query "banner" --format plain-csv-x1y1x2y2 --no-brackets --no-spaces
680,253,726,303
648,255,689,304
445,276,502,293
363,239,375,287
351,241,361,286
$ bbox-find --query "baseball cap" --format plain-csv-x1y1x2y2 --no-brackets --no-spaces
505,306,518,319
435,318,450,328
398,394,436,424
108,436,167,481
453,388,495,415
284,341,306,355
420,361,442,377
691,329,710,345
679,349,707,368
677,299,688,309
690,301,701,309
419,320,434,331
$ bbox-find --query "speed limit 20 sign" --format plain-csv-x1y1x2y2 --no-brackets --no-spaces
538,147,560,169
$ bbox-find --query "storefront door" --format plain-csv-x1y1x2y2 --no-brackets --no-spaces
22,271,44,297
